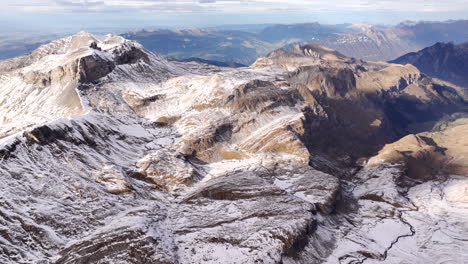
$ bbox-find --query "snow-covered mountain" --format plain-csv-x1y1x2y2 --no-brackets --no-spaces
0,32,467,263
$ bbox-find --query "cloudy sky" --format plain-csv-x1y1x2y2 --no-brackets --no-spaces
1,0,468,33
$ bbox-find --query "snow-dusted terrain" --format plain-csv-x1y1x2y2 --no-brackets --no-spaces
0,32,467,263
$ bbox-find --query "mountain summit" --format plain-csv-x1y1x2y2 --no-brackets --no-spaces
0,33,467,264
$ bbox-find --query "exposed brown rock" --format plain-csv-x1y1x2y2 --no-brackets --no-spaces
136,149,199,193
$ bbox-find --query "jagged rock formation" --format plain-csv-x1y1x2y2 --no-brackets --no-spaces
0,33,467,263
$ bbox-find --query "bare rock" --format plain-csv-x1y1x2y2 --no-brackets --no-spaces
136,149,199,193
175,171,316,263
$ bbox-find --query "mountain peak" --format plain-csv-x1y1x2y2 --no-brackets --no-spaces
253,42,351,70
0,32,182,138
292,42,348,61
0,32,151,74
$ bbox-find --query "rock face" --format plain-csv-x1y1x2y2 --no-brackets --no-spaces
391,42,468,98
0,33,467,264
135,149,199,193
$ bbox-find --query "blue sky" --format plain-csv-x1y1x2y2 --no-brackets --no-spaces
1,0,468,33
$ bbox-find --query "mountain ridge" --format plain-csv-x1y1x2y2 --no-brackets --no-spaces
121,20,468,64
391,41,468,98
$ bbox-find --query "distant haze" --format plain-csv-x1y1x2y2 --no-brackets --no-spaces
1,0,468,34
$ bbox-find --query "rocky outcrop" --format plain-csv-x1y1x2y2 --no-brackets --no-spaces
55,223,175,264
175,171,318,263
292,43,348,61
135,149,199,193
78,54,115,83
289,66,357,97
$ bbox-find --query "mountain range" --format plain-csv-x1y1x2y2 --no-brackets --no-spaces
0,32,467,263
3,20,468,65
122,20,468,64
391,41,468,97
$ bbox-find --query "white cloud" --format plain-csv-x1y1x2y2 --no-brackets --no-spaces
3,0,468,13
